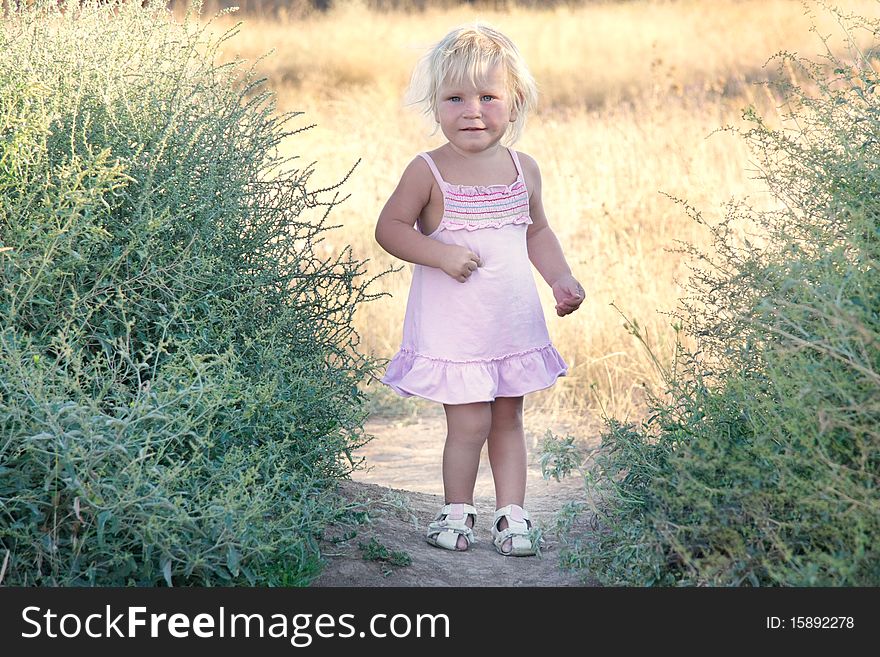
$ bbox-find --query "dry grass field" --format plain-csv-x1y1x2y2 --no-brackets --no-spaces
201,0,880,423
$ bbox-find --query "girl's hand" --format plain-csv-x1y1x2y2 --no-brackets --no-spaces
552,275,585,317
439,245,482,283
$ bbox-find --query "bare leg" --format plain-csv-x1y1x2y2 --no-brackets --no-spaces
487,396,527,553
487,396,526,506
441,402,492,549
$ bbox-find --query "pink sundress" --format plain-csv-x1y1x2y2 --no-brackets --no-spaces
381,149,567,405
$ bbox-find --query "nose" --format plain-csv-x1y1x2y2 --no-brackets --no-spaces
462,98,481,118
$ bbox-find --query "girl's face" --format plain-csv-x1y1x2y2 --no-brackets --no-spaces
436,63,515,155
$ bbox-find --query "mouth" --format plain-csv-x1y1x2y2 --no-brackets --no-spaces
461,127,485,132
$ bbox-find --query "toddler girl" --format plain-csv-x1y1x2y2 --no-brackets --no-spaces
375,23,584,556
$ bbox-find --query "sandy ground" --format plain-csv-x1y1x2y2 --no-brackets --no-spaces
312,407,600,587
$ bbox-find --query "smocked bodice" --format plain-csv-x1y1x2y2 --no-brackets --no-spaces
418,150,532,232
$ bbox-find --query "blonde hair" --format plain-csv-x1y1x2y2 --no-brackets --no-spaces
408,23,538,145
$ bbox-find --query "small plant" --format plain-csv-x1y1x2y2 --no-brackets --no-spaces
357,538,412,576
375,491,420,529
539,430,586,482
528,527,545,559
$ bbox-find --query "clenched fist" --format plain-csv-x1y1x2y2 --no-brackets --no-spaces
439,245,482,283
552,274,585,317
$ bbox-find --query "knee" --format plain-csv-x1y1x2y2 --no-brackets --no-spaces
491,404,523,434
447,415,492,446
467,415,493,443
491,417,523,436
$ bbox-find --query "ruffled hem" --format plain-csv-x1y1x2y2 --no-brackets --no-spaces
442,177,524,196
440,214,532,232
381,344,567,405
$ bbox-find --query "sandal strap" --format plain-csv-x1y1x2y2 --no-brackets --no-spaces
436,502,477,523
492,525,530,541
493,504,530,523
427,523,474,538
429,526,472,550
495,531,535,552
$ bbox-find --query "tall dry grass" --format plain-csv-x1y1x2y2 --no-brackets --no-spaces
202,0,880,424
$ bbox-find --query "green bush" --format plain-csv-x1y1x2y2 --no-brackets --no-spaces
550,6,879,586
0,0,381,585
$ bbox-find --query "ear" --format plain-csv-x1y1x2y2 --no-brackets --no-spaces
509,94,521,122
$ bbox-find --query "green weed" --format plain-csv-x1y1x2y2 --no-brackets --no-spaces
0,0,386,586
550,2,879,586
358,538,412,578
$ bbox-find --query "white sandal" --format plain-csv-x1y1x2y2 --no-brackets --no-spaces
492,504,541,556
426,503,476,551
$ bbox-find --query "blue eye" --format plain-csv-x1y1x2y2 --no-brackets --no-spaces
481,95,494,102
449,96,462,102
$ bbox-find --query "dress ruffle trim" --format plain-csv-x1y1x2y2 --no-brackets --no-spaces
440,214,532,232
381,344,567,405
441,178,524,196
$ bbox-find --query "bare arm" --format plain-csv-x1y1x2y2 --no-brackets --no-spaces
375,157,482,283
521,153,585,316
528,224,572,288
375,158,445,268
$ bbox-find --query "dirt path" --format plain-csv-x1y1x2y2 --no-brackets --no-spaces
313,407,599,587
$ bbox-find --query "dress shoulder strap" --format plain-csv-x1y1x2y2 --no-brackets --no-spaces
508,148,525,180
418,152,446,188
